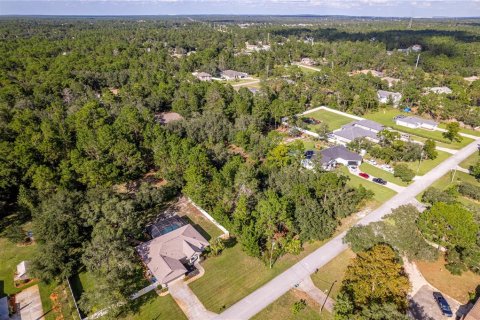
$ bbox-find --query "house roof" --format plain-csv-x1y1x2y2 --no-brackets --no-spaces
333,125,379,141
136,224,209,284
221,70,247,77
464,297,480,320
0,297,8,320
377,90,402,100
428,86,452,94
397,116,438,127
320,145,362,164
196,72,211,77
350,119,385,132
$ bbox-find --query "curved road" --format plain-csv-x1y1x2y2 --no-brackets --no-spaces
215,138,480,320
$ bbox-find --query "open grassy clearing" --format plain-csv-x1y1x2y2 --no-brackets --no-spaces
178,201,224,241
297,64,322,74
122,291,187,320
397,150,450,176
338,166,397,205
359,163,408,186
459,151,479,169
305,110,354,131
364,108,473,149
251,289,331,320
416,255,480,304
310,249,356,299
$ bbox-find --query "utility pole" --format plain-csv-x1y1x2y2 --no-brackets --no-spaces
415,54,420,70
416,150,424,175
451,168,457,183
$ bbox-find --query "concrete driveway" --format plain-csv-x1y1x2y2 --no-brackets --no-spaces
13,285,44,320
215,138,480,320
168,279,217,320
409,285,461,320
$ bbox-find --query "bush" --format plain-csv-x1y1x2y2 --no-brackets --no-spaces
458,182,480,201
393,164,415,182
422,187,457,205
291,299,307,315
2,223,26,244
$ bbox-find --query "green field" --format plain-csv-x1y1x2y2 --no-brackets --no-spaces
122,291,187,320
305,110,354,131
251,289,330,320
364,108,473,149
311,249,356,299
359,163,408,186
338,166,397,204
398,150,450,176
459,151,479,170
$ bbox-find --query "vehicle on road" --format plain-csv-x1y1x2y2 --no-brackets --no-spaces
372,177,387,185
433,292,453,317
359,172,369,179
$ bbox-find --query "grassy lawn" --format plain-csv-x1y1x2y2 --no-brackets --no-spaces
297,65,321,74
416,255,480,304
178,202,224,241
459,151,479,170
122,291,187,320
305,110,354,131
251,289,330,320
338,166,397,205
69,271,96,303
311,249,356,300
439,122,480,137
397,150,450,176
364,108,473,149
359,163,408,186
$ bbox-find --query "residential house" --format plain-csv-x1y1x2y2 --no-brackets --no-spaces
301,146,362,170
193,72,212,81
377,90,402,106
464,76,479,84
331,119,384,145
245,42,270,52
136,221,209,285
381,76,401,88
395,116,438,130
221,70,248,80
426,86,452,94
300,58,317,66
350,69,384,77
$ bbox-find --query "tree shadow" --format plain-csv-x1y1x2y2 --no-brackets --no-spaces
408,299,435,320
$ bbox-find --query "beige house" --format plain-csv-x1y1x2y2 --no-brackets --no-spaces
137,224,209,285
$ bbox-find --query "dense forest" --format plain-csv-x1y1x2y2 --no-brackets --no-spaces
1,16,480,316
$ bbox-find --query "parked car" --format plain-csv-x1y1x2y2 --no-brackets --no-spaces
359,172,369,179
305,150,315,159
348,165,358,171
433,292,453,317
372,177,387,185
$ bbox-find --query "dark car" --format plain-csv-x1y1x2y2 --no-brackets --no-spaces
359,172,369,179
372,177,387,185
433,292,453,317
305,150,315,159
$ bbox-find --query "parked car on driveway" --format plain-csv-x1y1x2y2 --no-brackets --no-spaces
359,172,369,179
433,292,453,317
372,177,387,185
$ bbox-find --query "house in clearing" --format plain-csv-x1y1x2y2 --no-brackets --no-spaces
426,86,452,95
221,70,248,80
395,116,438,130
136,217,209,285
193,72,212,81
377,90,402,106
301,145,362,170
331,119,384,145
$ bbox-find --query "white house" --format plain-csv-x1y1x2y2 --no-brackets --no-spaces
395,116,438,130
300,57,317,66
377,90,402,106
302,146,362,170
221,70,249,80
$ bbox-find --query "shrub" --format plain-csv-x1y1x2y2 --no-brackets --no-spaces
393,164,415,182
291,299,307,315
458,182,480,201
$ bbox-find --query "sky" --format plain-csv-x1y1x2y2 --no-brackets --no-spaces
1,0,479,17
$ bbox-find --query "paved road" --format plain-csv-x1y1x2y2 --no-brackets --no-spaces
215,138,480,320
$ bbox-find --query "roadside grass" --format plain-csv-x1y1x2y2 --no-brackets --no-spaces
459,151,479,170
251,289,331,320
397,150,450,176
122,291,187,320
415,255,480,304
310,249,356,300
338,166,397,204
305,110,354,131
359,163,408,187
364,108,473,149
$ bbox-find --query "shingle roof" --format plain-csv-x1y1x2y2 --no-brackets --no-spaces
354,119,385,132
377,90,402,100
196,72,211,77
320,145,362,163
464,297,480,320
334,126,379,141
221,70,248,78
136,224,209,284
397,116,438,127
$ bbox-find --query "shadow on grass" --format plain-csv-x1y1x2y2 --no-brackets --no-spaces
181,216,212,241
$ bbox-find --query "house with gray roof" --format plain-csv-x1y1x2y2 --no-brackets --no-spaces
136,223,209,285
193,72,212,81
377,90,402,106
331,119,384,145
221,70,248,80
395,116,438,130
302,146,362,170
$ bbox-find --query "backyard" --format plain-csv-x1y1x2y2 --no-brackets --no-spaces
364,108,474,149
304,109,354,132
